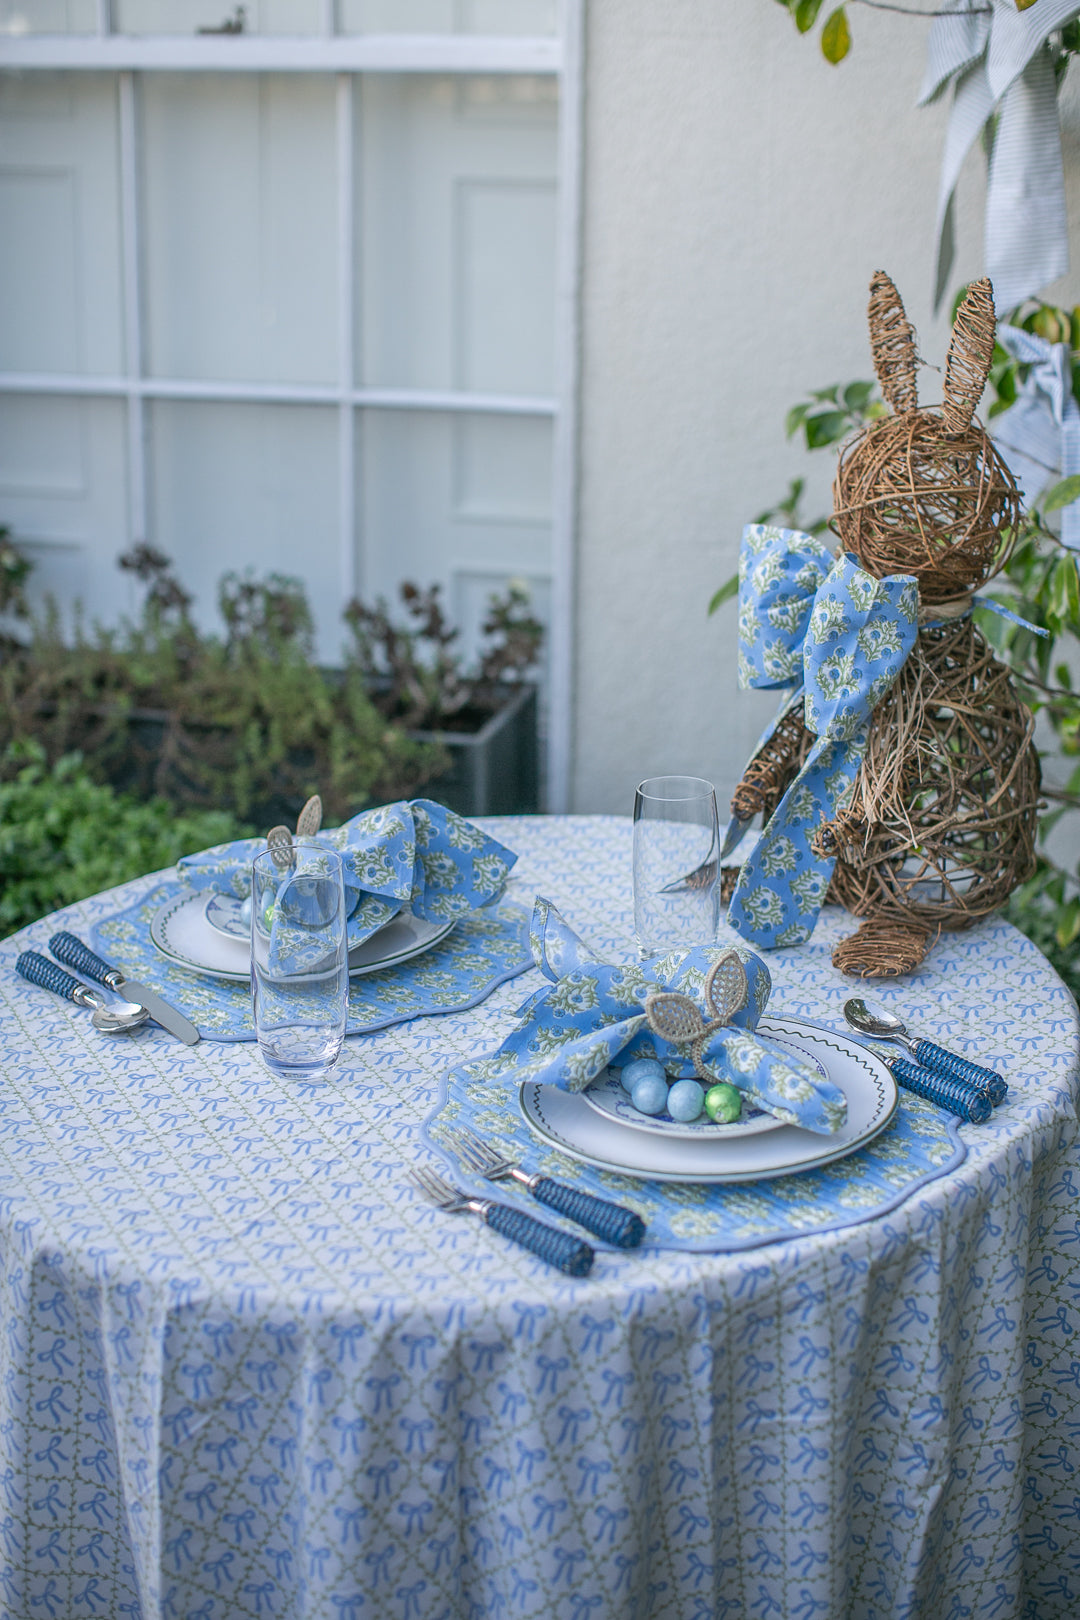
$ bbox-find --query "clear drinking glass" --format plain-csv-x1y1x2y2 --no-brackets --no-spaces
251,846,349,1080
633,776,720,957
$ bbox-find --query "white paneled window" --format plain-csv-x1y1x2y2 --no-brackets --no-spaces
0,1,581,807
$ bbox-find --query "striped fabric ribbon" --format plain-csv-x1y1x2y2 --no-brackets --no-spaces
919,0,1080,313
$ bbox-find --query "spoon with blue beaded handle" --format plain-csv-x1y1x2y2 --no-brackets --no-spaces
844,998,1007,1105
16,951,150,1034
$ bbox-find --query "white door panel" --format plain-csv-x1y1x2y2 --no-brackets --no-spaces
358,73,556,394
151,399,341,652
0,71,122,374
142,73,338,385
0,394,129,630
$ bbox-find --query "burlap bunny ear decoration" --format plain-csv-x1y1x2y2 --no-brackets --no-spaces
942,277,995,435
868,270,919,416
643,951,749,1081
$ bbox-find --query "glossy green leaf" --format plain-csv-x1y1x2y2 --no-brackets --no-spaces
1041,475,1080,513
842,379,875,413
795,0,824,31
1056,896,1080,950
820,6,850,63
708,574,739,615
785,403,810,438
805,410,849,448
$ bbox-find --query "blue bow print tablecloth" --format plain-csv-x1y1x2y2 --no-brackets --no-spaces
1,816,1080,1620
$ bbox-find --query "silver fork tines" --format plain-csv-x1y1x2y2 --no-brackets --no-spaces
408,1164,476,1213
443,1126,517,1183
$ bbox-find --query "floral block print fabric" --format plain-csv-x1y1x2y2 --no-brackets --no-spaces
177,799,516,952
1,816,1080,1620
92,882,533,1042
728,525,919,950
482,896,847,1134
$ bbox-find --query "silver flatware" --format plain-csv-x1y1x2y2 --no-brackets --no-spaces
843,997,1006,1105
16,951,150,1034
48,933,200,1046
408,1165,594,1276
444,1125,645,1248
658,817,751,895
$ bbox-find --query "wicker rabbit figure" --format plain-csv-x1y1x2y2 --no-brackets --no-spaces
726,272,1041,978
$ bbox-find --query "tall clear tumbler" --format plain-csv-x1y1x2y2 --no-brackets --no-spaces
633,776,721,957
251,846,349,1080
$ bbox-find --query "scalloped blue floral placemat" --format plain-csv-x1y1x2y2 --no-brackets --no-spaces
424,1046,967,1253
92,882,532,1042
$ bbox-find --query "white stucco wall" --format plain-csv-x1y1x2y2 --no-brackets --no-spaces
570,0,1080,816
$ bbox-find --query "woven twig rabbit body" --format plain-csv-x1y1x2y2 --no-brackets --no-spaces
728,273,1040,978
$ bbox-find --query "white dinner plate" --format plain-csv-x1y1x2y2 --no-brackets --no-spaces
149,891,455,982
519,1015,898,1184
581,1067,786,1139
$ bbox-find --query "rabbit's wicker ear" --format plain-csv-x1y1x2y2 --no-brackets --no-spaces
868,270,919,415
943,277,995,434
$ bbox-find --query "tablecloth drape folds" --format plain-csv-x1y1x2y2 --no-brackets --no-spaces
1,816,1079,1620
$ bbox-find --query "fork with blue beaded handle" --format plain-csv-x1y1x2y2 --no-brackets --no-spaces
408,1165,595,1276
442,1125,646,1249
844,998,1007,1106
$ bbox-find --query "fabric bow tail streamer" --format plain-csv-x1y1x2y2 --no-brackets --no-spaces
992,323,1080,551
920,0,1078,313
727,525,919,951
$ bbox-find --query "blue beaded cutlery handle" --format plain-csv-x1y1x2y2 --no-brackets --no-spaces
483,1202,595,1276
530,1178,645,1249
910,1039,1007,1106
48,932,118,988
891,1057,991,1125
17,951,90,1003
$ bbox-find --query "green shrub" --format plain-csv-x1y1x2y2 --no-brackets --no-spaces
0,742,252,940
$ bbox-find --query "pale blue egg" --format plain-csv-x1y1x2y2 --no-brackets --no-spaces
630,1074,669,1116
667,1079,705,1122
620,1057,666,1094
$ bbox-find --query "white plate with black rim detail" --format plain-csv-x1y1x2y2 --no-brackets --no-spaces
149,891,455,982
519,1016,898,1184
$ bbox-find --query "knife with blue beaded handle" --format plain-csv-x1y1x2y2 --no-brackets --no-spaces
49,932,200,1046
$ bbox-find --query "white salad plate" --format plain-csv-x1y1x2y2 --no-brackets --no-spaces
149,892,455,982
205,892,249,939
519,1015,898,1184
582,1067,787,1140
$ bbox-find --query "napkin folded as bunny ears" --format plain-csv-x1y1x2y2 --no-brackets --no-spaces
472,898,847,1135
176,798,516,952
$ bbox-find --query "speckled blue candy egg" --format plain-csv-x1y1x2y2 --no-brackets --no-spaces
620,1057,666,1095
630,1073,669,1116
667,1079,705,1122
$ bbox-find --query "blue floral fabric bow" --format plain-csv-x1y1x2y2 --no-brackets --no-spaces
177,799,516,951
470,897,847,1134
728,525,919,951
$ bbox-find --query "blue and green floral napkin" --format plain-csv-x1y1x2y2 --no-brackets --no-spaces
176,798,516,952
473,898,848,1134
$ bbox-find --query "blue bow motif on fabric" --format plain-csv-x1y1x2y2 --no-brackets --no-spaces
470,897,847,1134
728,525,919,951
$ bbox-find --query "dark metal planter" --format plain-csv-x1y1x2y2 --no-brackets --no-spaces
409,683,539,818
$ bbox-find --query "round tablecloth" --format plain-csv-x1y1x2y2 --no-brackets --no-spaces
1,814,1079,1620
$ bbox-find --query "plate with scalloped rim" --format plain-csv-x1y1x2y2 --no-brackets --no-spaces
520,1016,898,1184
582,1067,788,1140
149,891,455,982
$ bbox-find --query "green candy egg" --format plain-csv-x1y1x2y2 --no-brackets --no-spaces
261,897,276,932
705,1082,742,1124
